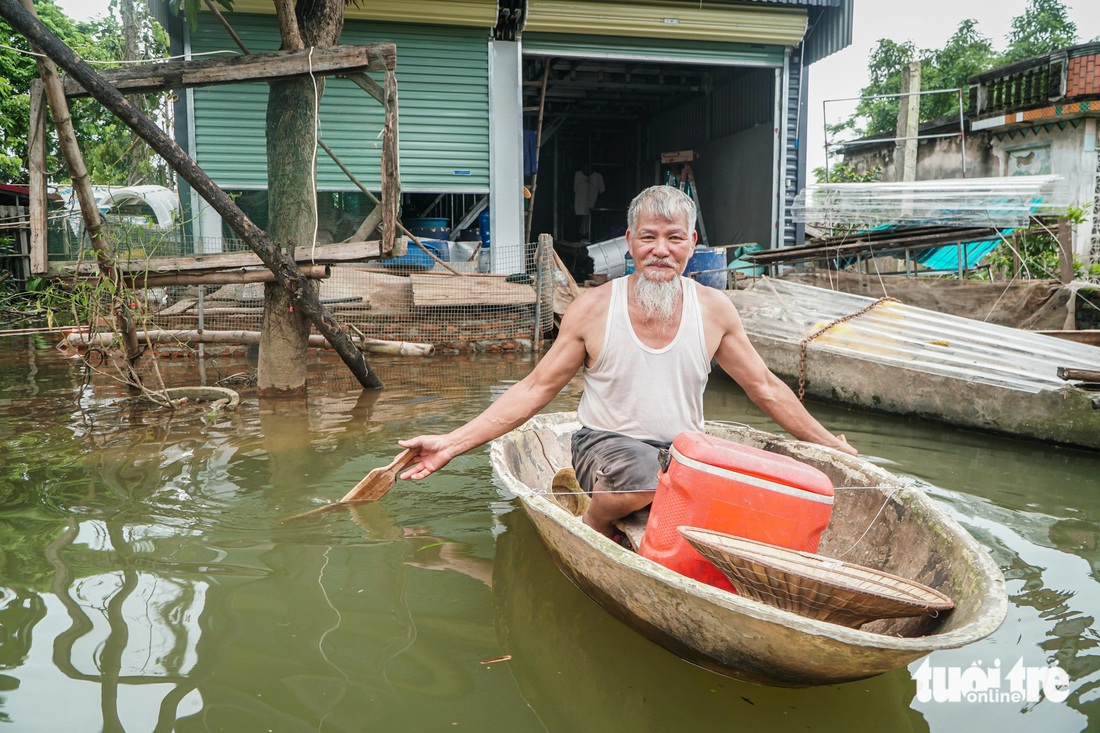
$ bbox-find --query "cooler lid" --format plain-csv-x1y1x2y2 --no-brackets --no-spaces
670,432,834,498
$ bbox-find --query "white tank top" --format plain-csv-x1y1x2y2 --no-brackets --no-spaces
576,276,711,442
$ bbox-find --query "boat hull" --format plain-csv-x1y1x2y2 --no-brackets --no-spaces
490,413,1007,686
726,282,1100,451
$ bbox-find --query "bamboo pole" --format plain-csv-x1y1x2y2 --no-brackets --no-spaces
67,329,434,357
203,0,249,54
18,0,142,370
381,59,399,256
315,139,462,275
0,0,385,390
28,79,47,275
120,264,330,287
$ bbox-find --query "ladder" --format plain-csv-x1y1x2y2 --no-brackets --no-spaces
665,160,709,246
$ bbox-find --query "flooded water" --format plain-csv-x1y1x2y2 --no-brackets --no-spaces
0,335,1098,732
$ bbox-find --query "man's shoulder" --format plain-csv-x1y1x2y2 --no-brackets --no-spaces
691,279,734,309
573,280,615,309
561,280,613,334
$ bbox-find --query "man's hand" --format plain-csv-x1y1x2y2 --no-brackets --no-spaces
832,434,859,457
397,435,459,480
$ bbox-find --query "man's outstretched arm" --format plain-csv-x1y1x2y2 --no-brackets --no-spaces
709,294,857,456
398,290,597,479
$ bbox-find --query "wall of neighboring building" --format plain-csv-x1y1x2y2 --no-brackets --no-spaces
989,122,1094,258
843,132,999,181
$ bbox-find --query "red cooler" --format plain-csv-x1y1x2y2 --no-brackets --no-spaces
638,432,834,590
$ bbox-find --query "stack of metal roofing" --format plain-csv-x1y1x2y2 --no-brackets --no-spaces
791,176,1066,229
732,278,1097,394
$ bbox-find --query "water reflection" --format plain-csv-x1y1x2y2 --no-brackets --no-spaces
492,507,928,733
0,338,1097,731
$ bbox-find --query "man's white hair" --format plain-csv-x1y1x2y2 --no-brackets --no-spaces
627,185,697,234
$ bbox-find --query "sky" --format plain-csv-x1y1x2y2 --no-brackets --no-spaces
54,0,1100,175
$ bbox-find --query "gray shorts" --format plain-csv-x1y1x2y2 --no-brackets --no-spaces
570,427,671,494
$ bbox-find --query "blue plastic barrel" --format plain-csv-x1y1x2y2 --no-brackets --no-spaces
381,238,449,272
685,246,727,289
404,217,451,242
478,209,491,249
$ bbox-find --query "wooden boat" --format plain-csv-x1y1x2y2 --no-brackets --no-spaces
727,279,1100,451
489,412,1007,687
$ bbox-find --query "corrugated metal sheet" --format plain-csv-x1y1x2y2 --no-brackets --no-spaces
189,15,489,192
523,2,807,46
802,0,853,64
521,32,785,66
225,0,498,28
783,46,802,247
733,279,1100,395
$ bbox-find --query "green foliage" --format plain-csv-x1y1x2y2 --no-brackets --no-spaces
0,0,170,186
846,1,1078,137
854,21,998,137
1004,0,1077,64
813,162,882,184
986,205,1091,280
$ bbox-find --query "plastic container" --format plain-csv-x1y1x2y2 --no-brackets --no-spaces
587,236,629,278
404,217,450,242
478,209,491,250
624,251,635,275
685,246,728,289
729,243,765,277
638,432,834,591
381,238,449,272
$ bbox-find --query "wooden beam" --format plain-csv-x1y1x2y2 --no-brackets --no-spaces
1057,367,1100,382
66,329,434,357
343,71,384,104
61,43,397,99
381,66,399,257
51,239,408,277
120,264,330,287
27,78,47,275
1057,217,1073,285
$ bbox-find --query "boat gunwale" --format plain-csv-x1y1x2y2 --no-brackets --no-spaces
490,412,1007,654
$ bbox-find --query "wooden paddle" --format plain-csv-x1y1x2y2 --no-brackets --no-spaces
283,448,420,522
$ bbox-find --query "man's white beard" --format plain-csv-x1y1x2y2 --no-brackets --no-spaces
633,273,681,323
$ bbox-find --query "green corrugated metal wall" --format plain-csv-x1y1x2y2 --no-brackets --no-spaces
189,14,490,192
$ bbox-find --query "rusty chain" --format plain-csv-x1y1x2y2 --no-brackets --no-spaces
797,297,899,401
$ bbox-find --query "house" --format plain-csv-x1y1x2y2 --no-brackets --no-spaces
839,41,1100,269
151,0,852,274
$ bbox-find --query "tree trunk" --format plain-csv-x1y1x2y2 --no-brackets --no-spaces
259,0,346,395
0,0,384,390
17,0,143,376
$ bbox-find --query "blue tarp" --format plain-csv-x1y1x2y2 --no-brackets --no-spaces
916,234,1007,271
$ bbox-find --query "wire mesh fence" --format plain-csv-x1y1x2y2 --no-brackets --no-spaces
78,233,557,355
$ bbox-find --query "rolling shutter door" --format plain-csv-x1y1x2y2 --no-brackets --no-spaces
523,1,807,46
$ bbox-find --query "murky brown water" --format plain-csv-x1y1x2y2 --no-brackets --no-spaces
0,336,1097,732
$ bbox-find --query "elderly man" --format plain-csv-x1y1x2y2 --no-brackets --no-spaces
399,185,855,537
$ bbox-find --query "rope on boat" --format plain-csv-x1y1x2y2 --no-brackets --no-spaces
530,484,919,497
797,296,900,401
